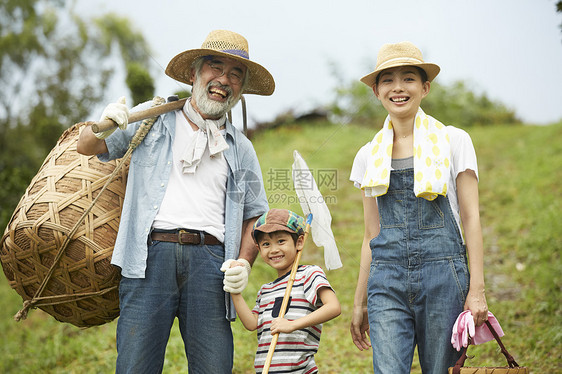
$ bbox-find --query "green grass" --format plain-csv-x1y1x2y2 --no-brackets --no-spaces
1,121,560,373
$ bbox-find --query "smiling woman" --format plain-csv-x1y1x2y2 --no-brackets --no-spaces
350,41,488,373
373,66,431,134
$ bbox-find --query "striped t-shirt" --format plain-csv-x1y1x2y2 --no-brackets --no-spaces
252,265,333,373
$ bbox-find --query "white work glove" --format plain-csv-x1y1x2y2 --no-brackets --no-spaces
220,258,251,294
94,96,130,139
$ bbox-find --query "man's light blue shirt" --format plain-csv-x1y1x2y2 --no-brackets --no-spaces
98,99,268,320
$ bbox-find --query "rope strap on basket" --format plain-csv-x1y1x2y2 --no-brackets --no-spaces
14,96,166,322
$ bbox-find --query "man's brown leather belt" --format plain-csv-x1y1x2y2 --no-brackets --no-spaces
151,230,221,246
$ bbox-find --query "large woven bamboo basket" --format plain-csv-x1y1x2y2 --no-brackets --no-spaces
0,122,128,328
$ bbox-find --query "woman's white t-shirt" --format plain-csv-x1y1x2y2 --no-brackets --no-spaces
349,126,479,242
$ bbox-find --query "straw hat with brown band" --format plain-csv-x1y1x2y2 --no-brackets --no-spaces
165,29,275,96
360,41,441,87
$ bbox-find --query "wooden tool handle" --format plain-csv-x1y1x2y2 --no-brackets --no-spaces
91,98,187,133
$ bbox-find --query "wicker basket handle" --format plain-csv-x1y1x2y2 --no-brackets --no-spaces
451,320,521,374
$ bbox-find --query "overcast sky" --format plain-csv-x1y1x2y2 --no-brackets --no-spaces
75,0,562,127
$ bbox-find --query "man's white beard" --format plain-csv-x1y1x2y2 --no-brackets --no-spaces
192,78,241,119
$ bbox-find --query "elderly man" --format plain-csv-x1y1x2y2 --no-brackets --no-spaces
77,30,274,373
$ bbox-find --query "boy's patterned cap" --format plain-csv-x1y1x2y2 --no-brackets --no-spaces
252,209,305,242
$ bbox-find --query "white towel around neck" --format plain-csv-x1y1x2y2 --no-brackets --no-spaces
361,108,451,201
180,98,229,174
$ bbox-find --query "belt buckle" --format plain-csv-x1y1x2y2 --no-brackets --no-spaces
177,230,204,245
178,229,189,245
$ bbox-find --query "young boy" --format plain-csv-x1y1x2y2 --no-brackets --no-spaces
227,209,340,373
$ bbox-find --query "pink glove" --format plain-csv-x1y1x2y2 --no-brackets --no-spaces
451,310,474,351
451,311,504,351
472,312,504,345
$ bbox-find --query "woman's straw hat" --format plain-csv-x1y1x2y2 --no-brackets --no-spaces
165,30,275,96
360,41,440,87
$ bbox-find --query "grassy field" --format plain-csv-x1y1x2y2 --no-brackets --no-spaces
1,121,560,373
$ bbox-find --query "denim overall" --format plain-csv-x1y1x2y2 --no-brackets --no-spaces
368,168,469,373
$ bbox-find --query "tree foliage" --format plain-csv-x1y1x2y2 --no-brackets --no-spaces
94,14,155,105
558,1,562,35
0,0,154,229
329,79,520,128
126,62,155,105
422,81,520,127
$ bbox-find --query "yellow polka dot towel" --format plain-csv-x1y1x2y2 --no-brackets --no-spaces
361,108,450,201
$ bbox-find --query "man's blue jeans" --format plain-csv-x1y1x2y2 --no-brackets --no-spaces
115,239,233,373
